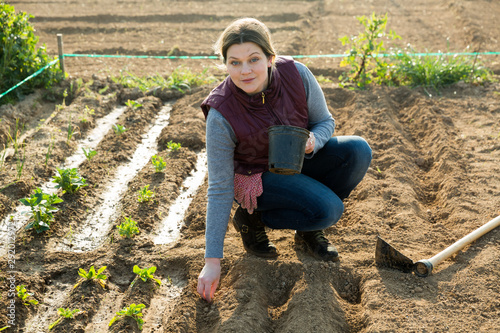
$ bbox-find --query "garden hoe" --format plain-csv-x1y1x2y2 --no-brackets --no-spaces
375,215,500,277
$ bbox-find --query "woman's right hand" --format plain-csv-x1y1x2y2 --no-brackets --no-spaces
197,258,221,302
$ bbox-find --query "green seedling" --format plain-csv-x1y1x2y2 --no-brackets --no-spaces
137,184,154,203
45,133,55,166
73,265,107,290
20,188,63,233
6,119,23,157
15,146,26,180
16,285,38,306
82,147,97,161
113,124,127,135
98,85,110,94
53,167,88,194
109,303,146,330
125,99,143,110
151,155,166,172
79,105,95,123
131,265,161,288
166,140,181,152
117,216,140,238
48,308,80,330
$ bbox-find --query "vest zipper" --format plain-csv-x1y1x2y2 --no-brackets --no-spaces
262,92,265,104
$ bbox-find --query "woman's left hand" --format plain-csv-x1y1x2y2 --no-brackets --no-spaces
305,132,315,154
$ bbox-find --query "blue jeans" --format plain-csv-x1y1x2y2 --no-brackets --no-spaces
255,136,372,231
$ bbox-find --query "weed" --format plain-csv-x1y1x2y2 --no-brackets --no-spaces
52,167,88,194
166,140,181,152
113,124,127,135
20,188,63,233
137,184,154,203
339,12,401,89
125,99,142,110
117,216,140,238
384,44,495,90
48,308,80,330
109,303,146,330
111,67,216,93
16,285,38,306
151,155,166,172
73,265,107,290
82,147,97,162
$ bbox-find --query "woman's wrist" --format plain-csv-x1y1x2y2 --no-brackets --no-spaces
205,257,221,265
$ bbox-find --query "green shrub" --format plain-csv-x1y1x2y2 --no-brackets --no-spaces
0,3,63,104
384,45,495,90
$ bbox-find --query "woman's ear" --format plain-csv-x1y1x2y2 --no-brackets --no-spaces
267,55,275,67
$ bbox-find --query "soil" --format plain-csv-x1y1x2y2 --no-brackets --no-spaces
1,0,500,332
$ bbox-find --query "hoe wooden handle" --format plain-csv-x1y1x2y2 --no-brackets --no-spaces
415,215,500,277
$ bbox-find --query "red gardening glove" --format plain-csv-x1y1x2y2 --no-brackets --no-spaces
234,172,263,214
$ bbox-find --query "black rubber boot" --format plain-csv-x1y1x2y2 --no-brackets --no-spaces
295,230,339,261
232,207,278,258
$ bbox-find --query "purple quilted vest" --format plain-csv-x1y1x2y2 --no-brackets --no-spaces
201,56,308,174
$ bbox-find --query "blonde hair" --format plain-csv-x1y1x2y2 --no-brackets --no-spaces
213,18,277,64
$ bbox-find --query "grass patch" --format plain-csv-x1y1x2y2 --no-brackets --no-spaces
112,67,216,93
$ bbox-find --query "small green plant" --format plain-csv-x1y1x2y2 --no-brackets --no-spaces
125,99,142,110
117,216,140,238
15,146,26,180
45,133,55,166
82,147,97,162
131,265,161,288
16,285,38,306
52,167,88,194
66,109,78,145
316,75,333,84
98,85,110,94
20,188,63,233
339,12,400,89
48,308,80,330
109,303,146,330
151,155,166,172
73,265,107,289
113,124,127,135
79,105,95,123
6,119,24,157
166,140,182,152
137,184,154,203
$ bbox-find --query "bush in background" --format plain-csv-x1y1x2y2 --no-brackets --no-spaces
0,3,63,104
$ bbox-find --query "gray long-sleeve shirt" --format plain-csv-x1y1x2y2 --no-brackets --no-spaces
204,61,335,258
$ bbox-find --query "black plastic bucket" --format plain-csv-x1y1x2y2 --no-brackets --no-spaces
268,125,310,175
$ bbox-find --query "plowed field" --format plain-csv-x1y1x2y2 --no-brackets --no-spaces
1,1,499,332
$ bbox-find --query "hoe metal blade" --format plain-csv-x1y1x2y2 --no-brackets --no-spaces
375,236,415,273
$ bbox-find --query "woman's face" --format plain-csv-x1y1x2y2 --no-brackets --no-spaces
226,42,273,96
